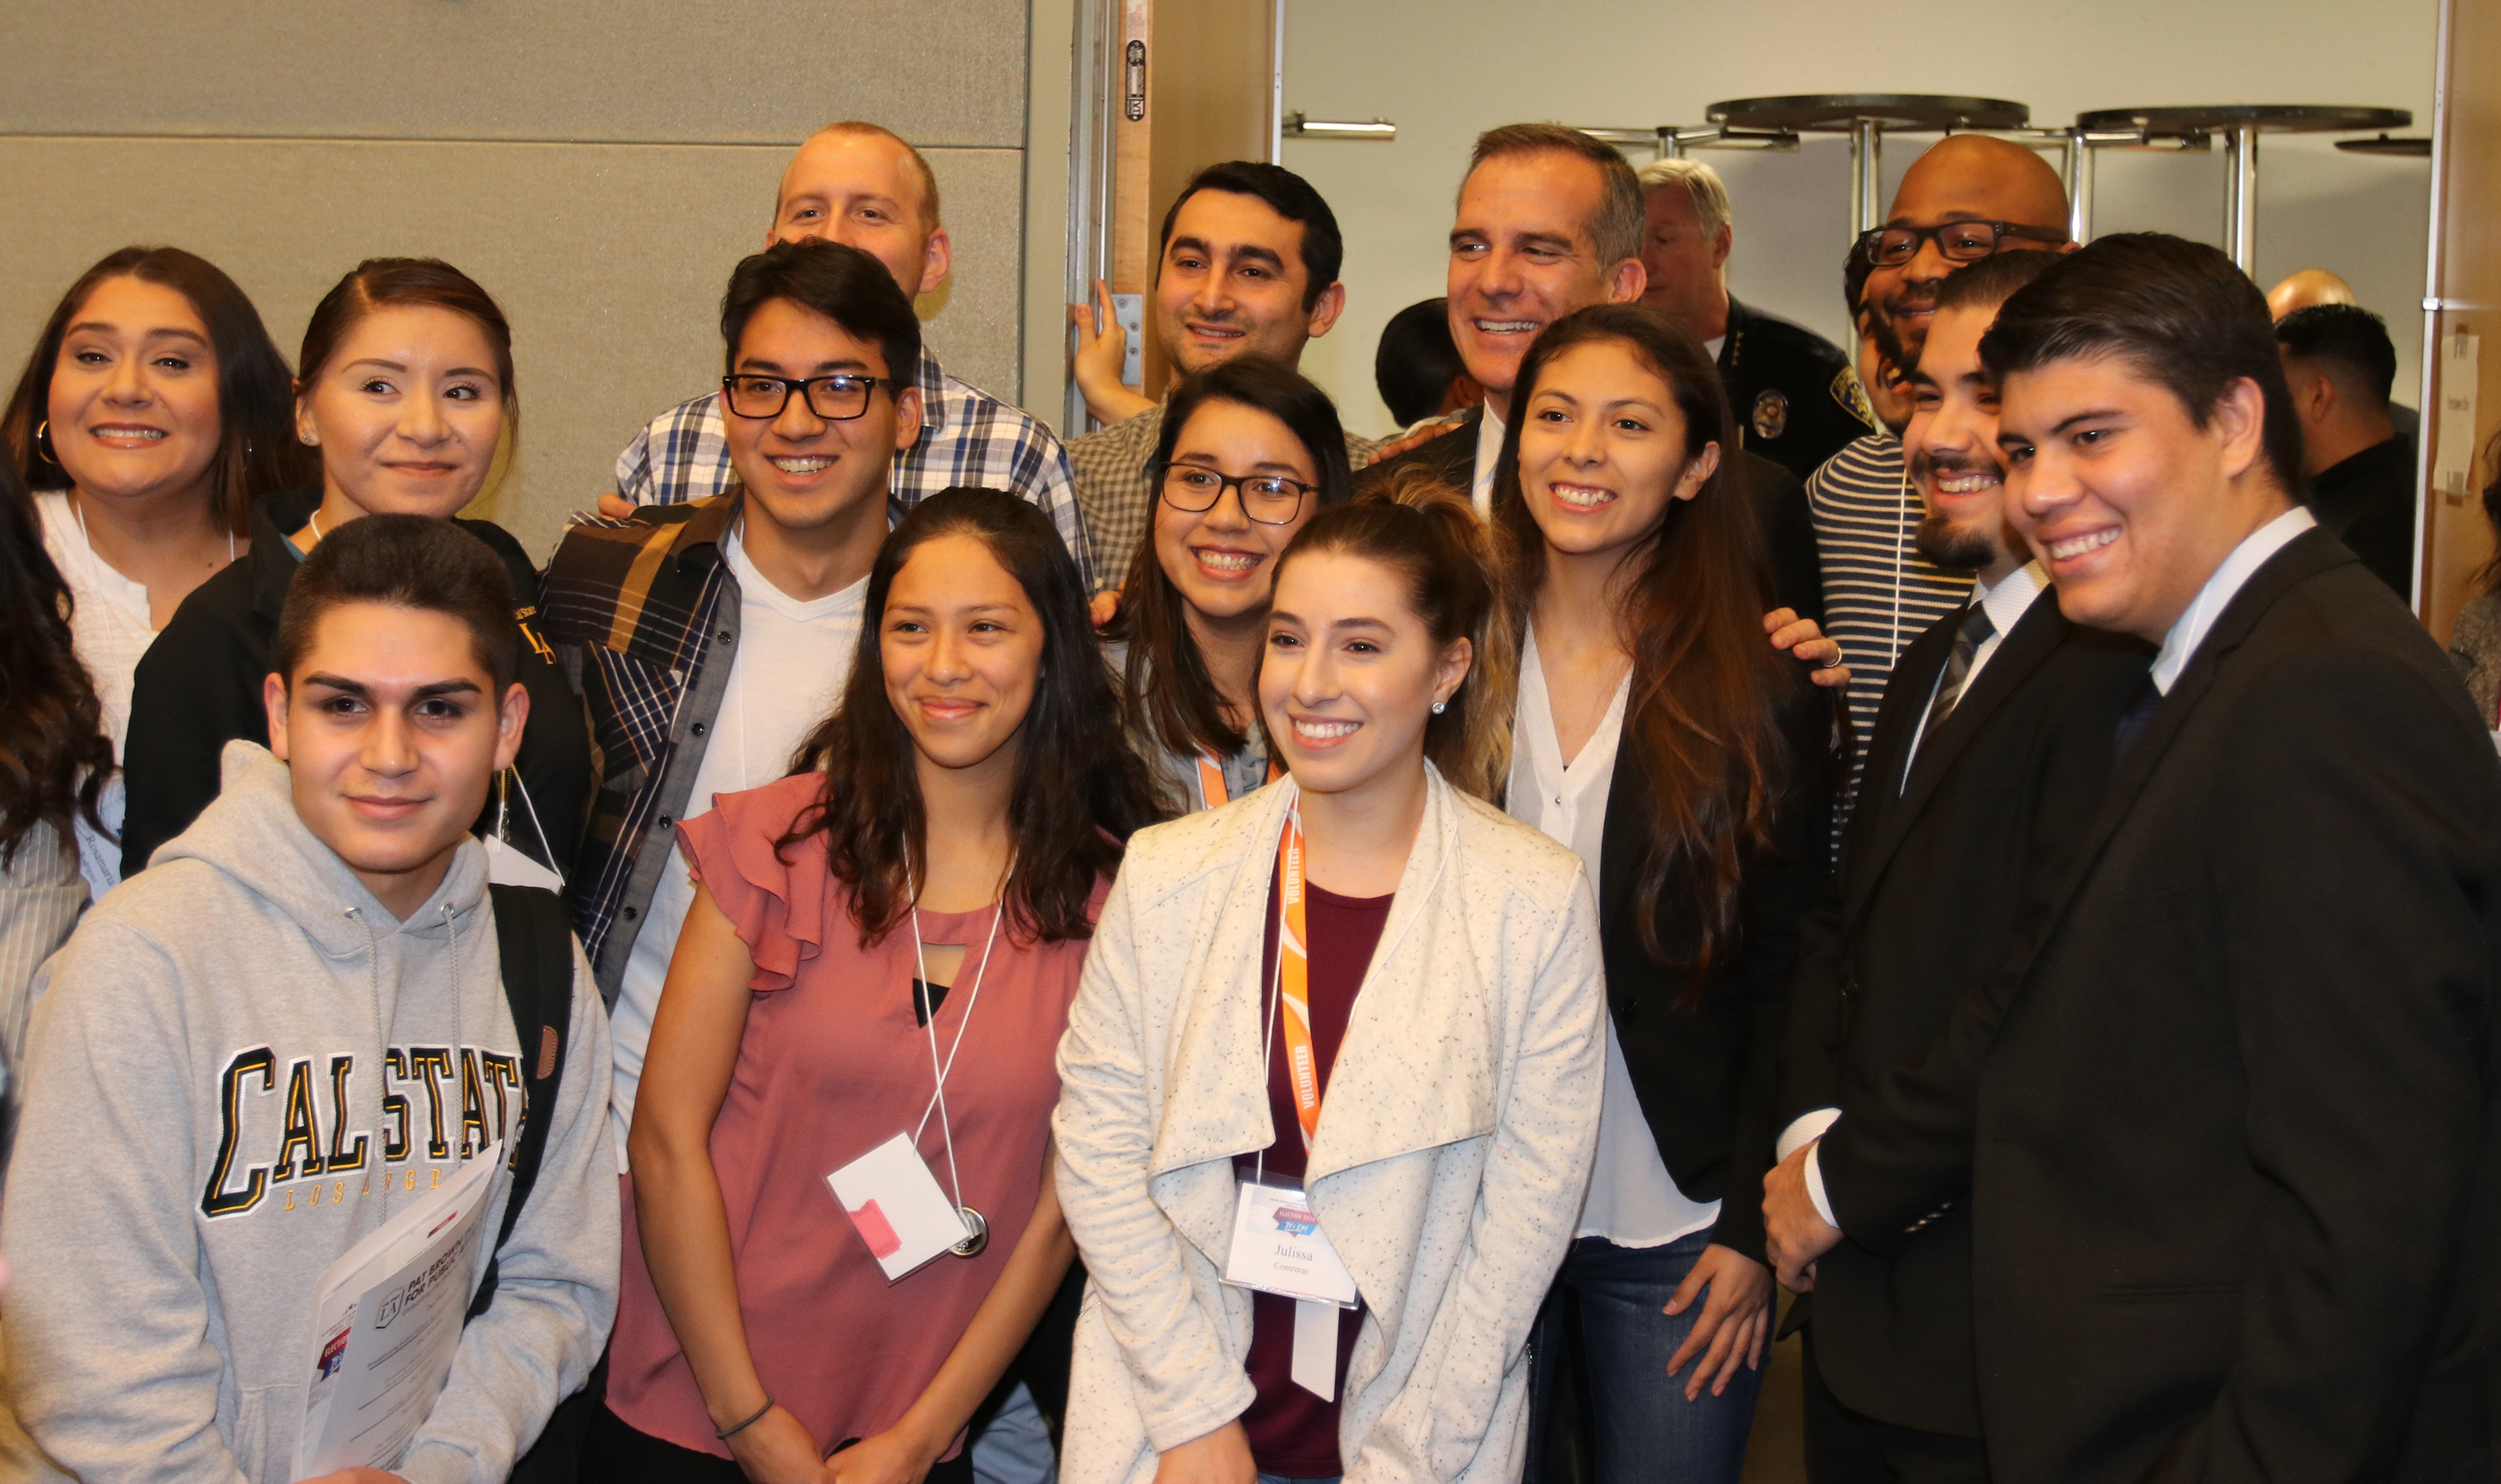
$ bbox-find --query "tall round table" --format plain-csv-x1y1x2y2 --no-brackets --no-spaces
2073,106,2413,268
1706,94,2032,241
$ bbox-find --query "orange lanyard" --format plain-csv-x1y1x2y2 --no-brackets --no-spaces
1274,811,1322,1152
1196,751,1282,812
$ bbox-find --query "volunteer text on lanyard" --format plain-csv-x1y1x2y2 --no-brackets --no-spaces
1222,810,1361,1400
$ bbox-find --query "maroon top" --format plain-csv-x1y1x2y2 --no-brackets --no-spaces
605,773,1106,1459
1236,877,1394,1478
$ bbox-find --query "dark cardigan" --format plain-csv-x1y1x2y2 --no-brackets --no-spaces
119,488,593,880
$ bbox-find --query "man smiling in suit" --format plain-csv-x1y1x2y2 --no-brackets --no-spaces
1762,247,2147,1483
1935,234,2494,1481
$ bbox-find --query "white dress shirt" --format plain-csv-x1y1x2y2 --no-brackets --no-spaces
2153,504,2318,694
1471,399,1509,517
1507,629,1723,1246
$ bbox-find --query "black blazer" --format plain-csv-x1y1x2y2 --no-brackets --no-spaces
1776,585,2149,1435
120,489,594,879
1597,673,1837,1264
1360,408,1827,624
1850,529,2499,1481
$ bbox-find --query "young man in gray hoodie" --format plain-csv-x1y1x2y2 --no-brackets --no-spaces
1,515,619,1484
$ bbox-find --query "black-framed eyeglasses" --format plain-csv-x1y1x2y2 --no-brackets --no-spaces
1857,220,2068,268
1153,464,1316,525
719,373,900,421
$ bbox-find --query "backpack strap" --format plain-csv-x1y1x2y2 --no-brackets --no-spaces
469,883,577,1321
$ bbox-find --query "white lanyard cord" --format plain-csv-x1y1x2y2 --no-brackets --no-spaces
907,864,1009,1213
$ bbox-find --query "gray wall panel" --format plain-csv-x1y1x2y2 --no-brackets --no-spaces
0,138,1029,558
0,0,1031,147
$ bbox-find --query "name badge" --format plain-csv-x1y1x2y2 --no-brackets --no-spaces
825,1133,974,1282
1222,1176,1358,1309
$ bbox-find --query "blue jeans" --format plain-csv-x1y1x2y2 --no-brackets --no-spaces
1542,1230,1765,1484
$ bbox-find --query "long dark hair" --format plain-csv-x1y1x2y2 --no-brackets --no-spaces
1271,475,1512,799
783,488,1160,945
0,458,110,867
1106,357,1355,764
1492,303,1800,980
3,246,311,534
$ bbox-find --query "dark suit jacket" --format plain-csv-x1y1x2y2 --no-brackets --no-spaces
1776,585,2150,1435
1842,529,2499,1481
1596,674,1836,1263
1360,407,1826,624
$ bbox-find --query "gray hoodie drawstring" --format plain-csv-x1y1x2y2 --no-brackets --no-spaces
441,901,468,1166
346,905,388,1211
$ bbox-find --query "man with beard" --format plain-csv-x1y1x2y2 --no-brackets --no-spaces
1811,136,2072,834
1764,248,2147,1482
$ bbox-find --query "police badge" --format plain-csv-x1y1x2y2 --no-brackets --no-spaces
1751,389,1789,442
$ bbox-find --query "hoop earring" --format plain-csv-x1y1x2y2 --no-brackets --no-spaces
33,419,59,467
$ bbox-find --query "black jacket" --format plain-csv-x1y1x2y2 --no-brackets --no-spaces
1717,295,1875,485
2303,434,2415,600
120,489,594,880
1777,585,2149,1435
1828,530,2499,1481
1360,407,1826,624
1599,674,1837,1264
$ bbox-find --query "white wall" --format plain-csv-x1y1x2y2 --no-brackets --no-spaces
1281,0,2440,440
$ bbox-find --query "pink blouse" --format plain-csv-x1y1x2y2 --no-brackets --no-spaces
606,772,1104,1458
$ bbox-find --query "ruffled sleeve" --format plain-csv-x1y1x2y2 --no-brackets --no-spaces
675,771,838,994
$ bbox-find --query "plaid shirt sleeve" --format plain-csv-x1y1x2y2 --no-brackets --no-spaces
900,365,1096,591
616,394,736,507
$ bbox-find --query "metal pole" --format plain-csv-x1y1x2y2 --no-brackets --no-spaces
2223,123,2259,269
1850,118,1883,241
2063,130,2095,244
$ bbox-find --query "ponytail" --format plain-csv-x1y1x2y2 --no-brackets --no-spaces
1273,468,1516,800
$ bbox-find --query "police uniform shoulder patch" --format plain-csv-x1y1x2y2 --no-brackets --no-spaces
1751,389,1789,442
1833,366,1881,434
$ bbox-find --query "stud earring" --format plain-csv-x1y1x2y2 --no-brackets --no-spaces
1431,699,1447,715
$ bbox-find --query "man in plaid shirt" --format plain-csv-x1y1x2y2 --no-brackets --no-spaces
611,119,1091,590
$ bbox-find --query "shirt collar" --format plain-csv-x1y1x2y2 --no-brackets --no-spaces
910,347,946,435
2151,504,2318,693
1974,559,2050,634
1472,399,1508,510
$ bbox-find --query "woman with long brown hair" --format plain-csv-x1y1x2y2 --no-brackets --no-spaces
1492,303,1835,1483
3,245,308,893
0,452,113,1093
598,488,1160,1484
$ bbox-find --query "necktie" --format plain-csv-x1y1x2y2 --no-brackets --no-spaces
2113,670,2163,763
1922,600,1997,740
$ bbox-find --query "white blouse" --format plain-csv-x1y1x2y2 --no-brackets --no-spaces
36,492,173,900
1507,628,1722,1248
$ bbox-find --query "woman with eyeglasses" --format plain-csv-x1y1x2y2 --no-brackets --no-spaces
1102,358,1367,816
118,258,591,880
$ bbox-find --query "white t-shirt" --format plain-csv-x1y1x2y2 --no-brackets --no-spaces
609,524,870,1167
35,491,169,902
1506,628,1722,1248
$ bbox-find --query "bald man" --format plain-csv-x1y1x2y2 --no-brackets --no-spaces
2268,267,2358,320
606,120,1091,584
1812,135,2072,840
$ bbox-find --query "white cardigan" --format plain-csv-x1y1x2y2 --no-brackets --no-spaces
1053,766,1606,1484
